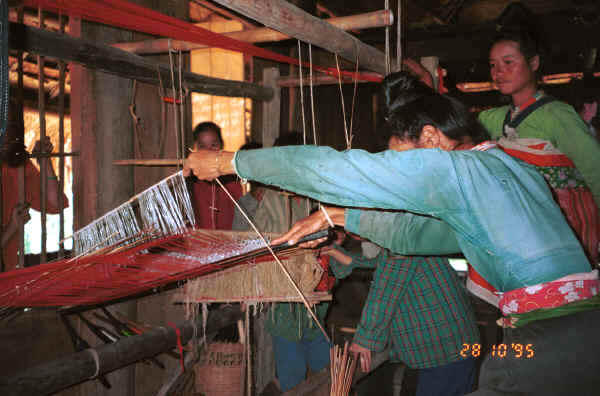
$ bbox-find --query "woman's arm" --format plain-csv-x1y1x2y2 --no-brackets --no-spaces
186,146,462,214
344,209,461,255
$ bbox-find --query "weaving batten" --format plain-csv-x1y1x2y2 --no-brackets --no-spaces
72,170,194,255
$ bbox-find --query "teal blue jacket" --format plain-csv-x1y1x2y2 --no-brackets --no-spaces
233,146,590,292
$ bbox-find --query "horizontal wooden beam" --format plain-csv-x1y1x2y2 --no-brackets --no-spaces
211,0,387,75
9,22,273,101
0,305,243,396
277,73,379,87
113,10,393,55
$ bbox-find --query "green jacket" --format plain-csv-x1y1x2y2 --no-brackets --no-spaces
479,100,600,207
330,247,479,368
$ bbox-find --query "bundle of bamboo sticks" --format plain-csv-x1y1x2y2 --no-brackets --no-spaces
330,341,357,396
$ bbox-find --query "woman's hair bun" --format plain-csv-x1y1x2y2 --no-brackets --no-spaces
381,71,434,117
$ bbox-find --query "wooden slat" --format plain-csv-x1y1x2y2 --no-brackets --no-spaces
211,0,387,75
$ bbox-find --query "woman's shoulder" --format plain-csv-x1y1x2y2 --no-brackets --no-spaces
478,105,510,135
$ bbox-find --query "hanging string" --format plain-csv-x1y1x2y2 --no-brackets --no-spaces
168,41,182,169
214,177,330,342
348,48,360,149
178,50,186,169
157,65,167,159
335,55,351,150
297,40,307,145
396,0,403,72
384,0,391,75
308,44,317,145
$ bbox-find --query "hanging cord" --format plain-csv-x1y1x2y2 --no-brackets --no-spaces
308,44,317,145
213,177,330,342
384,0,391,75
157,66,167,159
335,55,351,150
168,41,182,170
348,48,360,149
178,50,186,164
129,80,147,158
396,0,403,72
297,40,307,145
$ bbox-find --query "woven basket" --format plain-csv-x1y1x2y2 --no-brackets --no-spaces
195,342,245,396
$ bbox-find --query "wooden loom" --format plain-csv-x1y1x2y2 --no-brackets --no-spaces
0,171,332,311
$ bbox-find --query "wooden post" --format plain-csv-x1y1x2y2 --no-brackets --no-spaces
262,68,280,147
0,305,244,396
113,10,393,55
211,0,387,75
37,6,47,264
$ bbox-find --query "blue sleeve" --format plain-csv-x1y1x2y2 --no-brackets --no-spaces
234,146,463,215
345,209,461,255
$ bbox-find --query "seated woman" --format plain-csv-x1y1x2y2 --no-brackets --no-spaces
184,72,600,395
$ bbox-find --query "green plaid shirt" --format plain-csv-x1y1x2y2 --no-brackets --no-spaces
330,248,479,369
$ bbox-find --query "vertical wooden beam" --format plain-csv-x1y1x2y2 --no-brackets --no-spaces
16,6,25,270
37,6,47,263
262,68,280,147
57,12,65,259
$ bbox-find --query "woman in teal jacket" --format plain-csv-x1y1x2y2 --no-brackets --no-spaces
185,72,600,395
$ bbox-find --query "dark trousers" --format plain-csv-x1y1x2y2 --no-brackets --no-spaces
416,357,477,396
469,308,600,396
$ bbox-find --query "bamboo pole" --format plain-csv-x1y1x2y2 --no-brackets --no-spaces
277,73,379,88
0,305,244,396
211,0,387,75
113,10,393,55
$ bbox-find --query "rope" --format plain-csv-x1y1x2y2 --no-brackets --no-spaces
335,55,351,150
396,0,403,72
297,40,307,145
309,44,317,145
214,177,330,342
384,0,391,75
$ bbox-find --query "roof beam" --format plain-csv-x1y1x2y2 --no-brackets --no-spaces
9,22,273,101
113,10,393,55
210,0,388,75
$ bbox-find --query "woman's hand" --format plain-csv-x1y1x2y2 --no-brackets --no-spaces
271,210,328,247
272,206,346,247
350,342,372,373
184,150,234,179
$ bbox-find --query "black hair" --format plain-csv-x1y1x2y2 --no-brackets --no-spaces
381,72,490,144
239,141,262,150
491,2,544,64
274,132,305,147
192,121,223,146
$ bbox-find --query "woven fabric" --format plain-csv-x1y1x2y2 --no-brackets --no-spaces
331,249,479,369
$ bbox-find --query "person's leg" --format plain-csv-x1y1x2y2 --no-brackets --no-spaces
305,332,331,373
470,308,600,396
416,357,476,396
272,334,307,392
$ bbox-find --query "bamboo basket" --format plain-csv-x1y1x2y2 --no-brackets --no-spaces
195,342,245,396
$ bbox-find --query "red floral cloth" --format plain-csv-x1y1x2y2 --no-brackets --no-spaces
498,270,600,315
